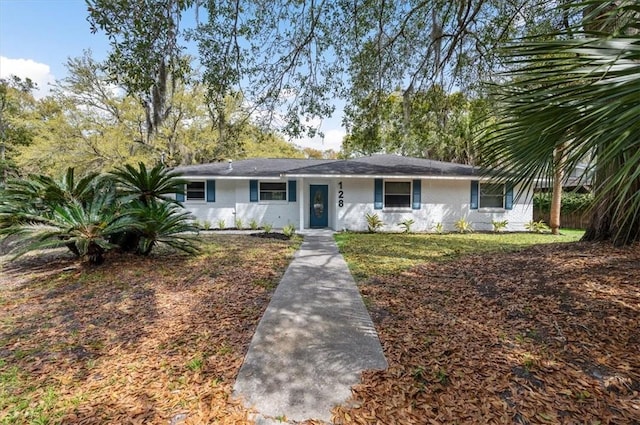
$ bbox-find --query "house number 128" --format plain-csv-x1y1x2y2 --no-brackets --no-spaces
338,181,344,207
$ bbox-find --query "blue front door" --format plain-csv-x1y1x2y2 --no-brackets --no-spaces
309,185,328,228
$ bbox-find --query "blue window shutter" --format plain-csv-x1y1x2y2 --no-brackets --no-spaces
374,179,383,210
206,180,216,202
505,184,514,210
470,180,479,209
412,179,421,210
249,180,258,202
288,180,297,202
176,185,185,202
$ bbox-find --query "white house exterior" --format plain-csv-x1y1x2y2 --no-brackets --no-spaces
173,155,533,232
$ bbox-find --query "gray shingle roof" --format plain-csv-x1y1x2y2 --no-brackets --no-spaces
173,158,335,177
173,154,478,178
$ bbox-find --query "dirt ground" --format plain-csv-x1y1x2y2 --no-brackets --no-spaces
333,241,640,424
1,238,638,424
0,236,296,424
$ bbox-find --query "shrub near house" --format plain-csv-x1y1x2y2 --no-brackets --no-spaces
0,164,199,264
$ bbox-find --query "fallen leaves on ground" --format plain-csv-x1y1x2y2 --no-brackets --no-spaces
0,235,299,424
333,241,640,424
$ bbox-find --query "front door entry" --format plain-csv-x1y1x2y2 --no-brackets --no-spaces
309,185,329,228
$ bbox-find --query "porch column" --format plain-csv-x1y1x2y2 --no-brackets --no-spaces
298,177,305,230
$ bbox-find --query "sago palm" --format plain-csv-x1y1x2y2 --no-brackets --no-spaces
128,200,200,256
4,189,135,264
479,1,640,245
110,162,186,205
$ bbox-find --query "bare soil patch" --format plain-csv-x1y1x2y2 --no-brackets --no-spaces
0,235,299,424
333,241,640,424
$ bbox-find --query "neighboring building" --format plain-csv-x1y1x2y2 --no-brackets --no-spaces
173,154,533,232
535,162,593,193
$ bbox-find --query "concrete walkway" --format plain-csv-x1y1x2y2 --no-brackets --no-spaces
233,230,387,423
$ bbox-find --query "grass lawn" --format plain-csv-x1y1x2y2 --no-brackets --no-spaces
333,231,640,424
0,234,301,425
335,229,585,280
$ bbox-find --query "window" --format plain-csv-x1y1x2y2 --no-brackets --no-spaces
260,182,287,201
384,181,411,208
479,183,505,208
186,181,205,201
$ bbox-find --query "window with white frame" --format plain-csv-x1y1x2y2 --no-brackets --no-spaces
384,181,411,208
186,181,205,201
260,182,287,201
479,183,505,208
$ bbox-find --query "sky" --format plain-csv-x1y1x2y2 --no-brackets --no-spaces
0,0,344,151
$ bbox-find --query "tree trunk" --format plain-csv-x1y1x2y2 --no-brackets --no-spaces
583,152,640,245
550,145,565,235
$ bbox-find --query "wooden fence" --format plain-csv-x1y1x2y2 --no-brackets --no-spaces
533,208,591,229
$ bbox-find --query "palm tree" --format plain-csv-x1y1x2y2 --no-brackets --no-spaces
110,162,186,205
1,164,199,263
109,162,198,255
3,189,134,265
479,1,640,245
128,200,200,256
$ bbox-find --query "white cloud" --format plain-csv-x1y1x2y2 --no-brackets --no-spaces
0,56,56,98
321,129,346,151
292,127,345,152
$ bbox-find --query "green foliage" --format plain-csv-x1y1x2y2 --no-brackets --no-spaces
454,218,473,234
217,219,226,229
86,0,561,141
126,200,200,256
434,368,449,385
282,224,296,238
2,188,132,265
234,218,243,230
0,76,37,181
525,220,551,234
343,87,486,163
202,220,211,230
398,218,415,234
0,165,199,264
249,219,259,230
432,222,444,234
491,220,508,233
533,192,593,214
186,356,204,372
12,51,304,176
110,162,186,205
262,223,273,233
479,1,640,244
365,213,384,233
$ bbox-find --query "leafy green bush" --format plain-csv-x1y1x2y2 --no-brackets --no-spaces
525,220,550,233
432,222,444,234
249,219,259,230
234,218,243,229
454,217,473,233
398,218,415,233
262,223,273,233
366,213,384,233
0,164,200,265
492,219,508,233
282,224,296,238
126,200,199,256
217,219,226,229
533,192,593,213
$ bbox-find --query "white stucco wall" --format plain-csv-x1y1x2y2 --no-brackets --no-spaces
335,178,532,232
179,176,533,231
182,179,236,227
234,179,300,228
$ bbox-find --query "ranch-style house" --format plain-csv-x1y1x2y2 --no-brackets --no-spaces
173,154,533,232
